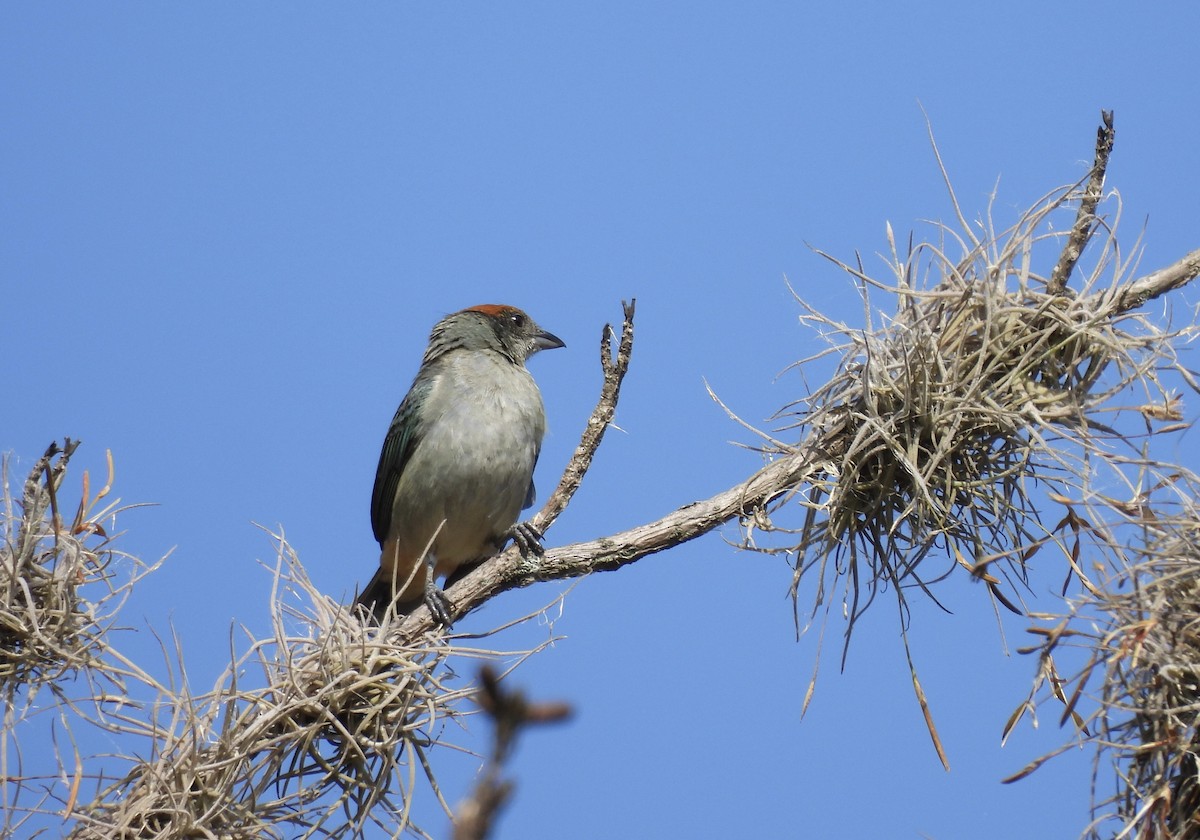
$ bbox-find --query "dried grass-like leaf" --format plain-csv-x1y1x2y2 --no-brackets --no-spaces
1021,481,1200,839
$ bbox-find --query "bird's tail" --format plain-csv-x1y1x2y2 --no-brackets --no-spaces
353,570,394,623
355,569,429,624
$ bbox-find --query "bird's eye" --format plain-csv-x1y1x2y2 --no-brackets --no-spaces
509,312,526,328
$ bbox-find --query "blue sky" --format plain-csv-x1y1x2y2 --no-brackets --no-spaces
4,4,1200,838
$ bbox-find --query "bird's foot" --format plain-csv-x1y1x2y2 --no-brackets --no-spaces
505,520,545,558
424,580,454,626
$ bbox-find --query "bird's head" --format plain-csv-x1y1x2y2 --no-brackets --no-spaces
430,304,565,365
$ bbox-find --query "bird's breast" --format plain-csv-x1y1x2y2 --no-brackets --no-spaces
388,353,547,570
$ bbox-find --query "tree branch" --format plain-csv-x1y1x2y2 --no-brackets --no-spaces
1047,110,1115,296
401,442,823,635
398,237,1200,639
1103,246,1200,317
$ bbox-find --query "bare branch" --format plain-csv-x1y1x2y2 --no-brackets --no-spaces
1103,246,1200,317
403,446,821,635
1047,110,1115,295
532,298,636,533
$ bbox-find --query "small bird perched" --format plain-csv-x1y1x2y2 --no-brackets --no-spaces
356,304,564,625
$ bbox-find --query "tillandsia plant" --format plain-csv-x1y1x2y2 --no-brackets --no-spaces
733,115,1200,779
1010,475,1200,839
0,441,161,836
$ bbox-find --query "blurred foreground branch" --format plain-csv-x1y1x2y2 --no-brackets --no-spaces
451,665,571,840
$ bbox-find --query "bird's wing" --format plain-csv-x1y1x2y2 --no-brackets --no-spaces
369,378,431,545
521,448,540,510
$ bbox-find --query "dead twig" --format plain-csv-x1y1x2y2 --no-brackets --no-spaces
1047,110,1115,295
533,298,636,532
451,665,571,840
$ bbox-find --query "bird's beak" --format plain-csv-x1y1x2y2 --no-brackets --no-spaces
533,329,566,352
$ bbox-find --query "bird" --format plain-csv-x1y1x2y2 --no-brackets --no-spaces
356,304,564,625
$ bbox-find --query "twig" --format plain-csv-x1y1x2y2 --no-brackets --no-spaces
451,665,571,840
532,299,636,533
1047,110,1115,295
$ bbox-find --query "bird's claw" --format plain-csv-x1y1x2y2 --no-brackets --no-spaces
424,580,454,626
506,520,545,558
